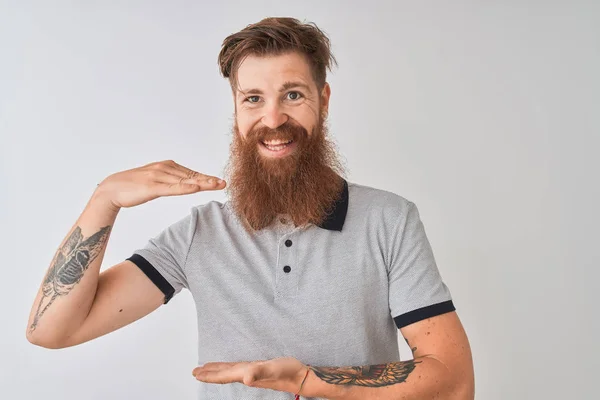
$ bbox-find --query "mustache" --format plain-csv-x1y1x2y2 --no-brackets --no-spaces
247,121,309,143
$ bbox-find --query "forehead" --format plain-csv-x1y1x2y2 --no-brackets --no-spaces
236,52,315,92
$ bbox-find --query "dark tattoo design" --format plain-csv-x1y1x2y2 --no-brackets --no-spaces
310,359,421,388
29,225,111,334
406,338,418,354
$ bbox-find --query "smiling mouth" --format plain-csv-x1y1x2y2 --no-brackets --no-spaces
261,139,294,151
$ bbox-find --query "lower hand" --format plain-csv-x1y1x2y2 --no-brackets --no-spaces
192,357,311,396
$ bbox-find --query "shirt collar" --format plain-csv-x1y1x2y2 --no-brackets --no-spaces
316,179,349,232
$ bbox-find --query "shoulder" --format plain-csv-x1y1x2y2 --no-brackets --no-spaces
347,181,415,218
187,200,231,223
191,200,228,214
186,200,247,234
162,201,229,231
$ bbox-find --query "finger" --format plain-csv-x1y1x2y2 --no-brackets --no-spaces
159,164,205,179
185,177,226,192
157,165,210,184
153,182,202,197
154,177,226,196
194,366,244,384
150,170,192,185
194,361,248,374
151,170,216,188
168,162,209,181
154,161,217,182
194,362,231,373
164,168,226,191
174,179,225,195
195,370,235,384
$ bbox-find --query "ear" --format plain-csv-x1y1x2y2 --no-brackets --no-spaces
320,82,331,117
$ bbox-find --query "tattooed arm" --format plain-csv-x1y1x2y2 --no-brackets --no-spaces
26,160,226,349
302,312,474,400
25,189,166,349
26,190,122,347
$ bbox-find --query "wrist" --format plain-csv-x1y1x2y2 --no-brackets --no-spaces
90,185,120,214
299,367,347,400
294,366,310,397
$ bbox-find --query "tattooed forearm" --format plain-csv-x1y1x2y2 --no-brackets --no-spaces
309,359,421,388
29,225,111,334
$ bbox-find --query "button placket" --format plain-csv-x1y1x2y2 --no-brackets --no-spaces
274,232,299,296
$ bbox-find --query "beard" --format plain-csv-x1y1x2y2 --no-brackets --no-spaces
224,114,346,232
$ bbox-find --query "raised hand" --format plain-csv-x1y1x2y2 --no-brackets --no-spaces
94,160,226,210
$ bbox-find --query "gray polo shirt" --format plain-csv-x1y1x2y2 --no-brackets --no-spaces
126,179,455,399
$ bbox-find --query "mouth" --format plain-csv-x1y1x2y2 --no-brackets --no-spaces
259,139,296,157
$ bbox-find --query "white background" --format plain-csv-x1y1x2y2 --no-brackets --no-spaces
1,1,598,399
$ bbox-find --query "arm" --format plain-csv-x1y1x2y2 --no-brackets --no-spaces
26,160,226,348
303,311,474,400
192,312,474,399
58,259,166,348
25,192,165,349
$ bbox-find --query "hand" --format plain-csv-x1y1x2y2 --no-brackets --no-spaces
192,357,312,396
93,160,226,209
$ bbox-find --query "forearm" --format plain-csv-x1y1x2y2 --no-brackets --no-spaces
26,188,119,348
304,356,473,400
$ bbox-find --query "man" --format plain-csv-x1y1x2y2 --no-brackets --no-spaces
27,17,474,399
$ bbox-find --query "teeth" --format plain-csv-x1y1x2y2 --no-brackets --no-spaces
265,142,290,151
263,139,292,146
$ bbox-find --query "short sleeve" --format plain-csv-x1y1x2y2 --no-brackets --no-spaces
388,201,455,329
126,207,198,304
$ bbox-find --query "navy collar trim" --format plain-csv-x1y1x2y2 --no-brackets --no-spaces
316,179,349,232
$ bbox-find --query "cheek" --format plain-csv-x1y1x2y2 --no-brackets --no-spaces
236,114,255,139
291,108,318,135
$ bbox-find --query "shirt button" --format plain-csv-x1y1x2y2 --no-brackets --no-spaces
283,265,291,273
285,239,293,247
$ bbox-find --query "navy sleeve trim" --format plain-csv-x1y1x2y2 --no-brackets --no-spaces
393,300,456,329
126,253,175,304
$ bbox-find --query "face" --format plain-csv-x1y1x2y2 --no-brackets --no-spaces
224,51,345,232
233,51,331,159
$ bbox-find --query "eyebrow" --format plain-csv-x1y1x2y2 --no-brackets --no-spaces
238,81,311,97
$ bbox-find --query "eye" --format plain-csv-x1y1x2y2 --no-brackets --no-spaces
286,91,303,101
245,96,260,103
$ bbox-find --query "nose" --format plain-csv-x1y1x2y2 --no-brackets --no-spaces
261,103,289,129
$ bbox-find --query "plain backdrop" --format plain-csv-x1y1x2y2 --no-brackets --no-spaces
1,1,598,399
